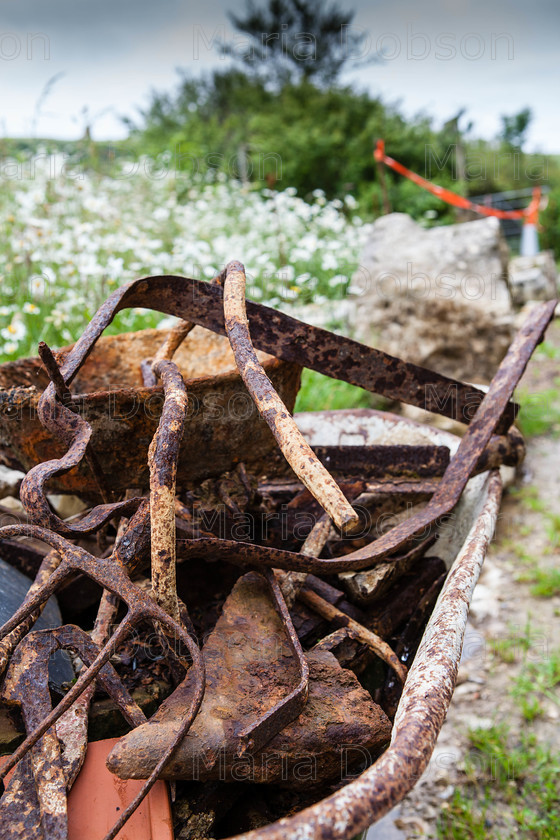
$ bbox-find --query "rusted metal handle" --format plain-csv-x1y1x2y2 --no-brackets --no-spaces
222,260,359,533
148,359,188,622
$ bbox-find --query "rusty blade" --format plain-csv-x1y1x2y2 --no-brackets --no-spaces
310,426,525,479
222,260,359,532
106,571,391,787
236,567,310,755
41,273,518,429
178,299,555,573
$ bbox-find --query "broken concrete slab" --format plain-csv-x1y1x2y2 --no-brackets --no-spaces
349,213,514,382
107,572,391,787
508,250,558,305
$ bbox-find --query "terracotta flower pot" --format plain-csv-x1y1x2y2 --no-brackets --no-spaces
1,737,173,840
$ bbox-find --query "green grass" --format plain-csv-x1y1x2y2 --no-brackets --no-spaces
535,340,560,361
294,369,383,413
438,723,560,839
511,649,560,713
506,488,560,596
438,643,560,839
438,790,490,840
511,485,548,514
525,567,560,598
490,620,534,664
515,385,560,437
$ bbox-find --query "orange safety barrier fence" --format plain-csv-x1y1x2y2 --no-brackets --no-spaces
374,140,540,225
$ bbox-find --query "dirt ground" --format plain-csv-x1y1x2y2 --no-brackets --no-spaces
368,319,560,840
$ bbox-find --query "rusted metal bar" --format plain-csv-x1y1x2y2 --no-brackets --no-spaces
296,585,407,684
38,341,72,404
222,261,359,533
235,567,310,755
36,273,517,430
148,359,188,622
311,427,525,478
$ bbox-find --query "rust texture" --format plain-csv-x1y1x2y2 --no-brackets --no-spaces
0,257,554,840
0,331,301,496
148,359,188,621
231,471,504,840
179,296,555,573
0,524,205,840
222,261,359,533
106,572,391,786
111,274,518,428
0,341,206,839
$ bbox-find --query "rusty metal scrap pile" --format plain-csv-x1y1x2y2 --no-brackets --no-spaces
0,259,555,840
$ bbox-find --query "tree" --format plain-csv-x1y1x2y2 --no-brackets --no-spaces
499,107,532,150
224,0,370,87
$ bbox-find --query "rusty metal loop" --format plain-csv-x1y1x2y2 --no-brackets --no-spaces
178,298,555,573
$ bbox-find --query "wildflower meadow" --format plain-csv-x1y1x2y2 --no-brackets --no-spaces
0,153,369,363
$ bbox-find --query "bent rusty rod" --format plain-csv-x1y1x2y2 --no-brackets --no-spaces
149,359,188,622
0,527,204,777
0,525,206,840
1,625,147,840
223,261,359,533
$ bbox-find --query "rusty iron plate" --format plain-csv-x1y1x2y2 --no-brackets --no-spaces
0,327,301,495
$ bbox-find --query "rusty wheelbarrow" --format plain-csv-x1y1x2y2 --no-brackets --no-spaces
0,261,554,840
253,408,503,840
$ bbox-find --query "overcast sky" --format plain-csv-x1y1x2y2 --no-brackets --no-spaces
0,0,557,152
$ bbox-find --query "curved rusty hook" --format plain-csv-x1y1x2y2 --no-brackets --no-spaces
20,352,143,535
